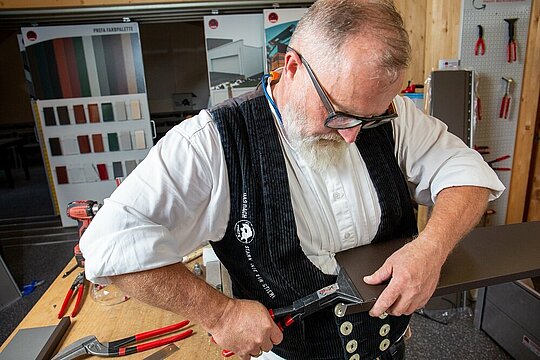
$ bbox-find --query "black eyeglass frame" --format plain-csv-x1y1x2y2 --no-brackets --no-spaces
287,47,398,130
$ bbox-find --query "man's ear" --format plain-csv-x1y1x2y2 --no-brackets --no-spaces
282,51,301,81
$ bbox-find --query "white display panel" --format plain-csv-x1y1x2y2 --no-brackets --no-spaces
21,23,153,226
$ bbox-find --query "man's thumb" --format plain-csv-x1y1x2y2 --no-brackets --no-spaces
363,262,392,285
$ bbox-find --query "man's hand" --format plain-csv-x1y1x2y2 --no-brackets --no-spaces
364,185,491,318
363,235,445,317
209,299,283,360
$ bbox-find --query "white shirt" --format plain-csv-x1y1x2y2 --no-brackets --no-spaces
80,94,504,285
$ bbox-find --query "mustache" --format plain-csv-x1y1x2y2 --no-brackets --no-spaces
302,133,345,144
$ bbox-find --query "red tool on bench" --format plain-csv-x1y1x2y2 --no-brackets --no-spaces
51,321,193,360
58,271,85,319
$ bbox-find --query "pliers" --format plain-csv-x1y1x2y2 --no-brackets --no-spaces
504,18,518,63
214,268,363,357
51,320,193,360
474,25,485,56
499,77,514,119
58,271,85,319
488,154,511,171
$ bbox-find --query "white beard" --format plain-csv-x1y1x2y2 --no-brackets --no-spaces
281,102,348,173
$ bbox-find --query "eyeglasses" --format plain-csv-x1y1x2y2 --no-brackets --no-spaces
288,47,398,130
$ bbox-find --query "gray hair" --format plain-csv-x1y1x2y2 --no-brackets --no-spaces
289,0,410,81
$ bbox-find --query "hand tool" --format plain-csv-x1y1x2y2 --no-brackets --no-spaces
66,200,102,270
66,200,102,238
181,248,203,263
401,80,424,93
474,145,490,155
474,25,485,56
58,271,85,319
62,263,79,278
487,154,511,171
504,18,518,63
499,77,514,119
51,321,193,360
142,343,179,360
212,268,364,357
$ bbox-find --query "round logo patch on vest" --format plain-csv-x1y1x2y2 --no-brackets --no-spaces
234,220,255,244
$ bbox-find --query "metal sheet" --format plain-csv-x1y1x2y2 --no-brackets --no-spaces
336,222,540,315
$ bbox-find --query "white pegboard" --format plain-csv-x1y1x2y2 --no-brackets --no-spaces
460,0,532,225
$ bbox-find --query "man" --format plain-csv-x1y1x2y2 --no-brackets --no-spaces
80,1,504,359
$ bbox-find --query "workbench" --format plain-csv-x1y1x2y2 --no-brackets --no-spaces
0,259,228,360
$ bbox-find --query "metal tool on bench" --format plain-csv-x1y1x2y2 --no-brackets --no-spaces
51,321,193,360
62,200,102,278
57,271,85,319
213,268,365,357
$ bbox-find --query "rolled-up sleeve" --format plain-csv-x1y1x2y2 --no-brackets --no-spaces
393,96,505,206
80,111,230,284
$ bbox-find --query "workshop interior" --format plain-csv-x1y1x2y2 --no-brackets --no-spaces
0,0,539,359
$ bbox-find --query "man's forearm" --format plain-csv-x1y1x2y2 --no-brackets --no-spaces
419,185,491,263
111,262,231,332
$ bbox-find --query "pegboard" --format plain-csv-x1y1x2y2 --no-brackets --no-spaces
459,0,532,225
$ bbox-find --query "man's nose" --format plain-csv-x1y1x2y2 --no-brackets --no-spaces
337,126,362,143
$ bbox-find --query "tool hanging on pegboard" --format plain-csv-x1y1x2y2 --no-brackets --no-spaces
475,25,486,56
499,77,514,120
487,154,512,172
504,18,518,63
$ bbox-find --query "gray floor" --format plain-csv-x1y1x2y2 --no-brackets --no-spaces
0,241,75,346
407,310,512,359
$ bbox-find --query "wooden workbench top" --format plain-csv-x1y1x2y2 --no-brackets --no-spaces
0,259,231,359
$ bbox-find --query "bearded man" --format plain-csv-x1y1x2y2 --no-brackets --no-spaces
81,1,504,359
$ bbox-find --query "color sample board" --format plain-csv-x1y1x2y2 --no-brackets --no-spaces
22,23,153,226
459,0,532,225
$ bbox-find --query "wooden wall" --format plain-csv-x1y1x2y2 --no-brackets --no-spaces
507,0,540,223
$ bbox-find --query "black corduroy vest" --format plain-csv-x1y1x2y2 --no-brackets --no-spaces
210,90,418,360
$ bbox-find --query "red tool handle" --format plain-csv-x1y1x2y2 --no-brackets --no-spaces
499,96,507,118
492,167,512,171
492,155,511,163
57,289,74,319
509,42,516,62
71,285,84,317
212,309,293,357
134,320,190,342
118,329,193,356
503,97,511,119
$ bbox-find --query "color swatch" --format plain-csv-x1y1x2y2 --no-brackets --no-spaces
26,33,146,100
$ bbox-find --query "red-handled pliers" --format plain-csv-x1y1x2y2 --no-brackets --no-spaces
58,271,85,319
488,154,512,171
212,308,301,357
475,25,485,56
504,18,518,63
212,271,363,357
51,321,193,360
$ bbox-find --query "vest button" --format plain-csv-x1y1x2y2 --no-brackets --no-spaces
340,321,353,336
379,338,391,351
349,354,360,360
346,339,358,353
334,303,347,317
379,324,391,337
379,312,388,319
